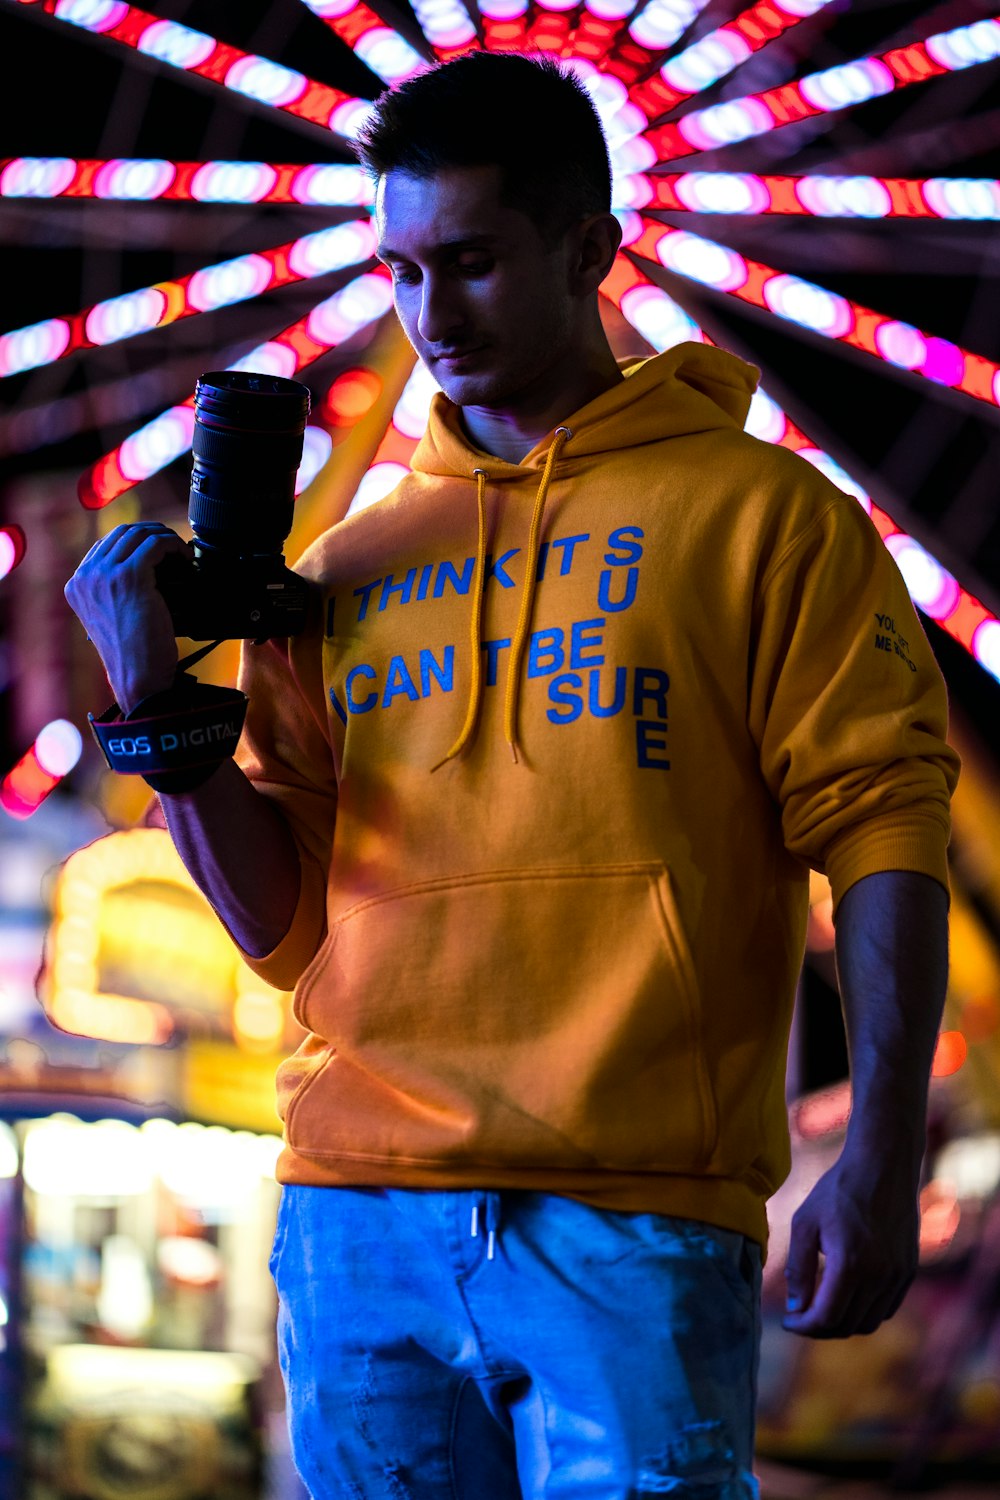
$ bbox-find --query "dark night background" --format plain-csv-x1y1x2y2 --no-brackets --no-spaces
1,0,999,1097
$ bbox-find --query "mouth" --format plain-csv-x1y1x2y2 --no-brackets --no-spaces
434,346,486,368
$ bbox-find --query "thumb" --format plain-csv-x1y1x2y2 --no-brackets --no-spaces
784,1215,820,1317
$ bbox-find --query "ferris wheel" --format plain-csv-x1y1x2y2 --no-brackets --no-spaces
2,0,1000,699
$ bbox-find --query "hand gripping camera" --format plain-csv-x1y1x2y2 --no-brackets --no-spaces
156,370,313,641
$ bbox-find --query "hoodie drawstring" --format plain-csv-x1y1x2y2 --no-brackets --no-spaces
504,426,571,763
430,467,489,772
470,1191,501,1261
432,428,571,772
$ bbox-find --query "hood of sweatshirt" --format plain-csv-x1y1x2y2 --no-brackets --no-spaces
401,342,760,766
409,341,760,479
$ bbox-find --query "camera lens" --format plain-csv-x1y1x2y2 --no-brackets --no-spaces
189,370,312,556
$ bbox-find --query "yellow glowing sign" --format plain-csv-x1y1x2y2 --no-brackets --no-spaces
39,829,291,1049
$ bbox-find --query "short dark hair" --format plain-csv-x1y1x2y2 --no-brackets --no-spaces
353,52,612,243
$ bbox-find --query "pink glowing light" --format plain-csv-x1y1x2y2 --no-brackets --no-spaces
77,269,393,507
15,0,372,136
599,252,1000,684
634,173,1000,221
0,221,376,379
0,156,375,206
295,0,426,81
630,218,1000,411
628,0,839,123
643,16,1000,163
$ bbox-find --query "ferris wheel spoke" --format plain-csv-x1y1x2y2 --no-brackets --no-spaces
0,156,375,207
76,268,394,508
599,0,714,89
626,0,845,123
642,14,1000,161
628,215,1000,410
346,360,441,516
622,170,1000,220
407,0,481,58
292,0,431,81
602,248,1000,686
7,0,377,141
474,0,530,51
0,221,377,380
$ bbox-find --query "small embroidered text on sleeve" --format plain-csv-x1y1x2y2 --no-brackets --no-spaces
873,612,917,672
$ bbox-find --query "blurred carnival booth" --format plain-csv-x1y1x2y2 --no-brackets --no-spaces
0,825,305,1500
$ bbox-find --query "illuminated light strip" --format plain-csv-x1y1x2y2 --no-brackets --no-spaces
626,171,1000,220
476,0,530,52
77,268,394,508
1,719,83,819
602,0,713,87
0,220,377,379
628,0,837,122
562,0,635,65
0,156,375,206
346,360,439,515
644,15,1000,161
524,0,577,56
601,247,1000,683
292,0,426,82
408,0,479,58
630,217,1000,409
11,0,374,138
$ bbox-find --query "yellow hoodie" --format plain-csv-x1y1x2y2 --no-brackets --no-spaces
235,343,959,1248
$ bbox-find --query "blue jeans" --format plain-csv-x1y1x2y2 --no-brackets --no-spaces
270,1186,762,1499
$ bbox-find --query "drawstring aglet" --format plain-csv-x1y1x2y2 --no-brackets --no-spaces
470,1204,479,1238
510,743,518,765
487,1229,496,1261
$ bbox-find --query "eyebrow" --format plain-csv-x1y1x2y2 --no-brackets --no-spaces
376,235,501,261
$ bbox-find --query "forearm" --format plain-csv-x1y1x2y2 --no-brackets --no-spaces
834,868,950,1176
158,757,301,958
783,868,949,1336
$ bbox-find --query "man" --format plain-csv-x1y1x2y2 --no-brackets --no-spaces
66,51,958,1500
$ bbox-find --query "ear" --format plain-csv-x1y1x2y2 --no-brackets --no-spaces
569,212,623,295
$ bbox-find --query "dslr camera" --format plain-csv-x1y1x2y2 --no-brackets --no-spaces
156,369,313,641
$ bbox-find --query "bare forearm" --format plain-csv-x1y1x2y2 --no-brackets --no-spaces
835,868,950,1174
158,757,301,957
783,867,950,1337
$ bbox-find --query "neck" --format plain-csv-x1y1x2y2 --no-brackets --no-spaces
460,344,624,464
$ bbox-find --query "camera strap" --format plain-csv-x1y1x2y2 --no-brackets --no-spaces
89,643,248,792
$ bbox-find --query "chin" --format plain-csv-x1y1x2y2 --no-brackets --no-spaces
436,367,529,410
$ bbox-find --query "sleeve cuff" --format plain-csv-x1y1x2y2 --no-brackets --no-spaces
825,807,952,916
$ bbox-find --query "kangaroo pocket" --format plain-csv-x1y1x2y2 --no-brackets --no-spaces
285,862,718,1173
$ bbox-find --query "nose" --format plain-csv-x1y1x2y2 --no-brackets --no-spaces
416,271,465,346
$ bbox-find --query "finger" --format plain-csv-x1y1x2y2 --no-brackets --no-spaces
785,1256,909,1339
783,1251,856,1336
100,523,187,566
78,521,176,565
783,1217,820,1318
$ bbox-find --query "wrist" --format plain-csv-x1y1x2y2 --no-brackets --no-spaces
117,672,176,718
841,1109,928,1181
89,673,248,791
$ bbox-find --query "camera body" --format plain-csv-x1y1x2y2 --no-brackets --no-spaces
157,369,313,641
156,544,310,642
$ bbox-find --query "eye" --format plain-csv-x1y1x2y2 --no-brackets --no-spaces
458,258,494,278
389,265,419,287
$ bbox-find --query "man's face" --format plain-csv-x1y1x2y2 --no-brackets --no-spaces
375,164,578,413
